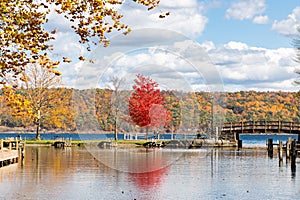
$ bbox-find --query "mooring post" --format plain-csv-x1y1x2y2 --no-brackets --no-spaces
278,140,283,161
235,133,242,149
291,139,296,172
286,138,292,159
267,139,273,158
238,140,242,149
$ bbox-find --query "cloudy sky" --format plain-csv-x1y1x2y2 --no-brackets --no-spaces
50,0,300,92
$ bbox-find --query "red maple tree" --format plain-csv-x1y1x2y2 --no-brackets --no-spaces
129,74,170,139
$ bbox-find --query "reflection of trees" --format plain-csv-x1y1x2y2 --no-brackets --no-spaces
22,147,120,183
129,167,169,191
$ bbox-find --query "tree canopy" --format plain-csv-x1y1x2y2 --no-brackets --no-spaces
0,0,161,86
3,64,73,139
128,74,170,138
0,89,299,133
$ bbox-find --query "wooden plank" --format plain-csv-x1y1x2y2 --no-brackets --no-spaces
0,150,18,162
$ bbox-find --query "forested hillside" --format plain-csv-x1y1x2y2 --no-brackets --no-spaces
0,89,299,133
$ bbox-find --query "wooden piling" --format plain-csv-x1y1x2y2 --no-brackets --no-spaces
286,138,292,159
267,139,273,158
238,140,242,149
278,140,283,161
291,140,296,172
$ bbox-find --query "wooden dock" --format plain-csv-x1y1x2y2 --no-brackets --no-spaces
0,151,19,167
53,137,72,148
0,139,25,168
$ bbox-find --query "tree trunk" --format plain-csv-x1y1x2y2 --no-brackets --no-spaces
36,120,40,140
114,118,118,141
35,110,41,140
145,126,149,140
114,109,118,140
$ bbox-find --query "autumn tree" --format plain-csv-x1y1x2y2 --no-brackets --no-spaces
95,89,113,131
95,77,127,139
163,91,181,133
109,76,127,140
3,64,73,139
1,0,164,136
0,0,162,86
129,74,170,140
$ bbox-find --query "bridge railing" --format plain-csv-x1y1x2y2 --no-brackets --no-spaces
222,120,300,134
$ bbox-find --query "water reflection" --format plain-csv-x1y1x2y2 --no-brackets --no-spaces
0,146,299,199
87,145,183,173
129,167,169,191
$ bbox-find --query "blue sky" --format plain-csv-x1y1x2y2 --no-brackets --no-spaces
200,0,299,49
51,0,300,92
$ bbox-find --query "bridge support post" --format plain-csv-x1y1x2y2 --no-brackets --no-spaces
291,140,296,173
235,133,239,141
267,139,273,158
278,140,283,161
238,140,242,149
235,133,242,148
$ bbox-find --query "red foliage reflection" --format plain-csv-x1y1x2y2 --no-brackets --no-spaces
129,167,169,191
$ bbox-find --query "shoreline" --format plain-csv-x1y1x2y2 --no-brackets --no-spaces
22,139,268,150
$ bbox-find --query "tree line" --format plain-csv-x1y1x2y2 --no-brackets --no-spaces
0,88,299,134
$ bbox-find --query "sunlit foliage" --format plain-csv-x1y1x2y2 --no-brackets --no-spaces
0,0,161,86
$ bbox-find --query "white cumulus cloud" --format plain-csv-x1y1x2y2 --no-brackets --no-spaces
253,15,269,24
272,7,300,37
206,41,299,91
119,0,208,39
225,0,266,20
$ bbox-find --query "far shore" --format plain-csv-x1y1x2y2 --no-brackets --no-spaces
21,139,268,150
0,129,111,134
0,126,196,135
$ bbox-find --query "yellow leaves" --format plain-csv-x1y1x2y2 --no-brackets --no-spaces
51,29,57,34
0,0,162,86
159,12,170,19
0,0,59,85
20,75,28,82
78,56,85,61
61,0,74,11
123,28,131,36
103,40,110,47
63,57,72,63
50,69,62,76
48,0,161,48
2,86,33,118
31,48,39,54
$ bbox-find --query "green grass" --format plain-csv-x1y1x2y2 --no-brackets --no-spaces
25,140,55,145
24,139,167,146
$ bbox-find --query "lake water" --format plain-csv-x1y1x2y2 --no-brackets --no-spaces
0,146,299,200
0,133,298,147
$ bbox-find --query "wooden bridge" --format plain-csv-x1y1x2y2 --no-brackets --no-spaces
220,120,300,140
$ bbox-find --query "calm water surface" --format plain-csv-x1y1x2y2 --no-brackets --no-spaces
0,146,299,200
